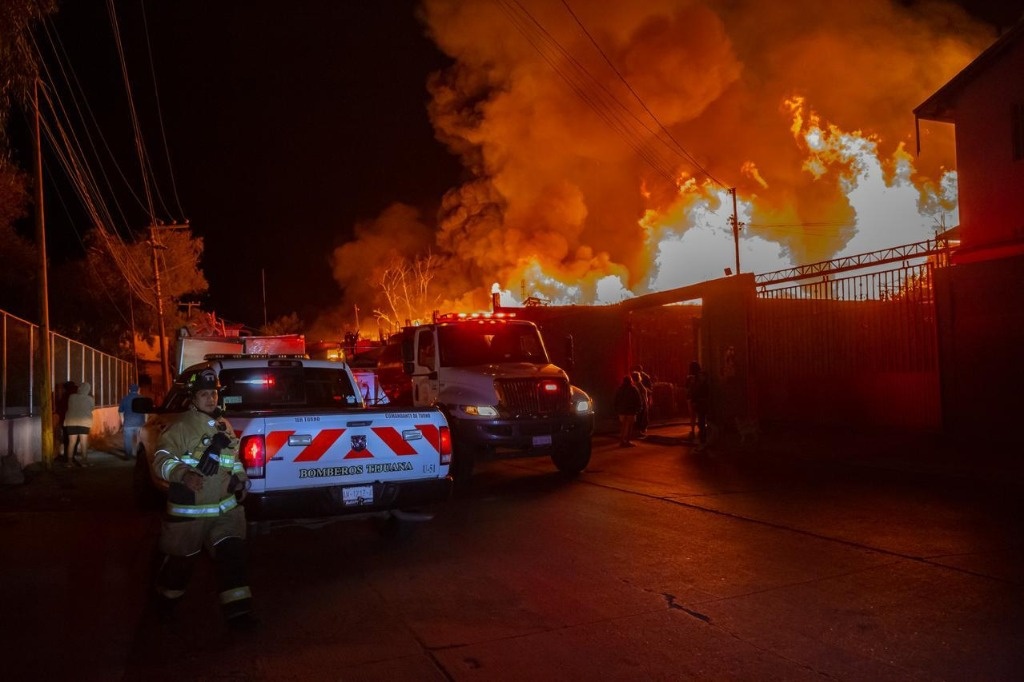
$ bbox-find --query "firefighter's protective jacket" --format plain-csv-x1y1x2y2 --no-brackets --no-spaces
153,408,246,518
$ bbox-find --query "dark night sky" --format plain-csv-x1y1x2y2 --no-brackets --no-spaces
16,0,1023,331
25,0,463,329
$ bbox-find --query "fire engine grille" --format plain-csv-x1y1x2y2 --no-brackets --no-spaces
495,378,569,416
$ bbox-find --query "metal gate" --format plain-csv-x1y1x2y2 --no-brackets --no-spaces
752,241,946,429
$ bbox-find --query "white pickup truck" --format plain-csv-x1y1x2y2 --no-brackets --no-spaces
133,352,453,532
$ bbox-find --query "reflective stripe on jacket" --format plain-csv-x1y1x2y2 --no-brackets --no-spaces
167,494,238,518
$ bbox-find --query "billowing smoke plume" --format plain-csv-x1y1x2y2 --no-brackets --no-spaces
325,0,994,335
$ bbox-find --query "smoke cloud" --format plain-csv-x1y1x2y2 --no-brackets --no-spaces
325,0,994,335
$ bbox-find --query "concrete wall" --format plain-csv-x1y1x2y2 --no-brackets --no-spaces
0,406,121,468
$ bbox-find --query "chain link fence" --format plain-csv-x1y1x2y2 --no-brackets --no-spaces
1,308,132,417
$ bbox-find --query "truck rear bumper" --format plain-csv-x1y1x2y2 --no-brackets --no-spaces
245,476,452,521
452,413,594,459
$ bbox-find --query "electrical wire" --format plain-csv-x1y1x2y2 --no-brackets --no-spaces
494,0,685,186
26,7,197,324
39,18,142,235
558,0,728,188
495,0,731,190
140,0,185,218
107,0,155,222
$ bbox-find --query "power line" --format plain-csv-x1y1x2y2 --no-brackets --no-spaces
107,0,155,222
495,0,731,189
140,0,185,219
495,0,688,186
558,0,728,188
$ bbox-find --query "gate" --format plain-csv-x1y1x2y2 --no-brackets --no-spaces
752,241,947,429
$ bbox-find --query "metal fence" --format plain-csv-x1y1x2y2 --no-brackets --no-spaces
1,308,132,418
752,261,941,428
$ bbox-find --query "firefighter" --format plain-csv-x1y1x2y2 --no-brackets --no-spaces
152,367,256,629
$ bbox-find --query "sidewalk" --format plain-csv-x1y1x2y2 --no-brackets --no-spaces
599,416,1024,486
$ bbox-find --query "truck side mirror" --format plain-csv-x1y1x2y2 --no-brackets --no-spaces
564,334,575,370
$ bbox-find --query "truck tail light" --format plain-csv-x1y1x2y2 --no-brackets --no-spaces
439,426,452,465
240,434,266,479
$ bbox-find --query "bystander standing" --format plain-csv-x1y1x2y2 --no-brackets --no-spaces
118,383,146,459
613,374,643,448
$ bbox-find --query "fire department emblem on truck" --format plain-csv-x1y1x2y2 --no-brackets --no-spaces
351,435,367,452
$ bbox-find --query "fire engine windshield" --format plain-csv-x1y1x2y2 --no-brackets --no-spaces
217,366,361,410
437,321,549,367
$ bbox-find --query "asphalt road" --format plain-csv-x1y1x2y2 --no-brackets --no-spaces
1,424,1021,681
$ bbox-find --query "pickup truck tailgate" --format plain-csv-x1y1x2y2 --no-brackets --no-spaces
262,413,447,492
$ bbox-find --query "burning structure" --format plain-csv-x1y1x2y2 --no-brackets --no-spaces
320,2,1022,440
328,0,994,328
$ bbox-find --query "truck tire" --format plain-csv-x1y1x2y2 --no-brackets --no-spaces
133,449,163,511
552,439,591,476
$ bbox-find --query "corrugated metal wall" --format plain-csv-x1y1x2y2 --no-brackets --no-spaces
752,263,941,429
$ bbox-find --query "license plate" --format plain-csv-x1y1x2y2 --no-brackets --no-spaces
532,434,553,447
341,485,373,506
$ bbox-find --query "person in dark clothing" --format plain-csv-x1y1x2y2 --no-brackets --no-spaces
631,365,653,436
118,383,146,458
613,374,643,447
685,362,710,448
53,381,76,463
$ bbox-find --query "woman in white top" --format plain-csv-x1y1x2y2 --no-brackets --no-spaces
64,382,95,467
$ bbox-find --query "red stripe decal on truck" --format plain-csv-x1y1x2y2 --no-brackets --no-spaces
371,427,417,456
415,424,440,453
265,431,294,459
294,428,346,462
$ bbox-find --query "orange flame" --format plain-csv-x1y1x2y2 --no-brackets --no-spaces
323,0,993,334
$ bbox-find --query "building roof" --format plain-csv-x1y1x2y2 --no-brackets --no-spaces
914,20,1024,123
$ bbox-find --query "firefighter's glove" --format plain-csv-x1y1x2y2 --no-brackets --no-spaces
197,432,232,476
229,474,250,501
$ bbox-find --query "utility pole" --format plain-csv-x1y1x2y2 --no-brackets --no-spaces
729,188,741,274
148,222,190,392
33,78,54,469
261,268,268,329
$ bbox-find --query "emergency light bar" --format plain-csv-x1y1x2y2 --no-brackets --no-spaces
204,353,311,360
434,311,518,323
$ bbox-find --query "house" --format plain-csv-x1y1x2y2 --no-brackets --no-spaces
914,20,1024,442
914,20,1024,263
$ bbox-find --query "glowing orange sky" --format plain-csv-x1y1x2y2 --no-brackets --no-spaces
327,0,994,330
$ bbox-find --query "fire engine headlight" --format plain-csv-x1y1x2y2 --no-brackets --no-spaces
573,396,593,414
460,404,499,417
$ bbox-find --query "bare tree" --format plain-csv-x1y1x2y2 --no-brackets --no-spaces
371,252,442,332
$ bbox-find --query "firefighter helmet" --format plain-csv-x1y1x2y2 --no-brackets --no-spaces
186,367,220,394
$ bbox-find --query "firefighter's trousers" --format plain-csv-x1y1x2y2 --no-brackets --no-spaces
156,505,253,619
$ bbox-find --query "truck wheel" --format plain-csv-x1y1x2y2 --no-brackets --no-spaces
552,439,591,476
132,450,163,511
